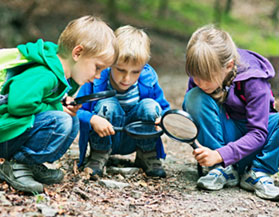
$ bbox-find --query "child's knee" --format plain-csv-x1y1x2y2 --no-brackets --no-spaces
138,98,162,120
95,97,123,118
183,87,216,117
54,111,77,136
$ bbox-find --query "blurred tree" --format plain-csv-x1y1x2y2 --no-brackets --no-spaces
157,0,169,18
2,0,42,45
214,0,222,26
214,0,233,25
11,0,38,30
107,0,119,28
271,0,279,24
129,0,142,11
225,0,233,15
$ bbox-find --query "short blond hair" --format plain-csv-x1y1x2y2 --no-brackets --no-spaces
114,25,150,66
185,25,239,86
58,15,118,62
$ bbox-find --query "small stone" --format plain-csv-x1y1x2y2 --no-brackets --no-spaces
107,167,139,176
99,179,130,189
36,204,58,217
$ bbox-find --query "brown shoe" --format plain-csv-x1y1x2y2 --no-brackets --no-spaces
84,149,111,176
135,149,166,178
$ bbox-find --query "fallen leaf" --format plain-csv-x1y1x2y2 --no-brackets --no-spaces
73,160,78,175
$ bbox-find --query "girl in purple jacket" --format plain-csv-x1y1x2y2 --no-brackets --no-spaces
183,25,279,200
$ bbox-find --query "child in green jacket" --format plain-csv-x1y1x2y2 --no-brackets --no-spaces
0,15,118,193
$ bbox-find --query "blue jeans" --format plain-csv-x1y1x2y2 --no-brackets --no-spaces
0,111,79,164
183,87,279,174
89,97,162,154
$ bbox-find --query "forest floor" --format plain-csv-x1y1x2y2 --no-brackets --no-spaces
1,73,279,217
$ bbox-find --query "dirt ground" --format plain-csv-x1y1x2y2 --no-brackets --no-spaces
1,73,279,217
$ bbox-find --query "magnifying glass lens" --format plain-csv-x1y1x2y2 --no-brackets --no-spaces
125,122,162,136
162,113,198,140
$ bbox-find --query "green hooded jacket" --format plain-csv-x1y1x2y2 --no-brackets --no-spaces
0,39,79,143
0,48,30,88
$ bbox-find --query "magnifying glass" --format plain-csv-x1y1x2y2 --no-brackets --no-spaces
63,90,116,106
160,109,199,149
113,109,203,176
113,121,164,139
160,109,203,176
113,109,198,148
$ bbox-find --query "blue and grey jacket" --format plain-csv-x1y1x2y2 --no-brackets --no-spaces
77,64,171,166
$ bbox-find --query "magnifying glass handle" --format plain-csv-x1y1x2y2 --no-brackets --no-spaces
62,97,77,106
113,126,123,131
191,141,199,149
191,141,203,177
69,101,77,106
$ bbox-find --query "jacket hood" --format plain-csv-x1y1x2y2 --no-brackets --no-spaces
235,48,275,82
17,39,68,87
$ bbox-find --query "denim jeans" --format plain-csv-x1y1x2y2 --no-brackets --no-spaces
0,111,79,164
89,97,162,155
183,87,279,174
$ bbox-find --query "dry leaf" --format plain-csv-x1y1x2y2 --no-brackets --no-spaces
138,180,148,187
0,158,5,164
73,160,78,175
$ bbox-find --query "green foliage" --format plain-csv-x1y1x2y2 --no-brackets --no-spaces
100,0,278,56
33,192,47,203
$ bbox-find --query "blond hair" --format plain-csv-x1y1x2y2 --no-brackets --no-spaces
114,25,150,66
185,25,239,86
58,15,118,63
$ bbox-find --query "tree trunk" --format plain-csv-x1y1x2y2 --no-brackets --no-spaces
271,0,279,23
130,0,142,11
107,0,119,28
214,0,222,26
157,0,169,18
225,0,233,15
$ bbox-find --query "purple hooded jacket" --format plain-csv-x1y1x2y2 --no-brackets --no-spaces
188,49,276,167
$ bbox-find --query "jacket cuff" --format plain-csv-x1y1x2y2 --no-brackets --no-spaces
216,143,239,167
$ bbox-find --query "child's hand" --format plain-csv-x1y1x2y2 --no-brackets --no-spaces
62,96,82,116
90,115,115,137
155,117,161,124
192,142,223,167
155,117,161,131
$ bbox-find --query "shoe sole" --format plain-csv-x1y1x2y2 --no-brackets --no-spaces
240,181,254,191
197,181,225,190
197,179,238,191
134,158,166,178
0,171,43,193
255,190,279,201
226,180,239,187
84,165,103,177
35,176,64,185
240,181,279,200
145,170,167,178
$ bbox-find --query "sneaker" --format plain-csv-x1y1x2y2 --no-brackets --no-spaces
197,165,239,190
28,164,64,184
84,149,111,177
0,160,43,193
134,149,166,178
240,168,279,200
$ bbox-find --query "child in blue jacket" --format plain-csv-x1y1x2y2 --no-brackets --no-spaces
77,25,170,178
